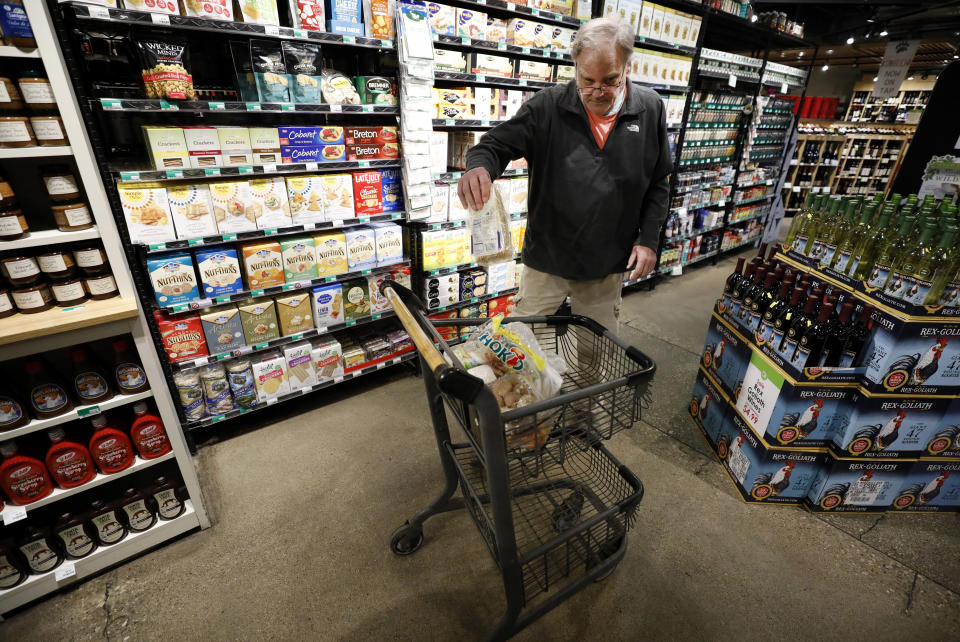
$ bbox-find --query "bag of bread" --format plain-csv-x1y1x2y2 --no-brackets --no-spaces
468,187,513,266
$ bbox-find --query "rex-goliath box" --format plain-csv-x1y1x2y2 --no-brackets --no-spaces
831,393,950,459
890,460,960,512
805,458,912,512
689,367,729,449
699,314,751,401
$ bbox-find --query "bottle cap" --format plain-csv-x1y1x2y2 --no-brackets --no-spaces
0,442,16,456
47,427,66,441
133,402,148,415
24,359,43,374
91,415,107,428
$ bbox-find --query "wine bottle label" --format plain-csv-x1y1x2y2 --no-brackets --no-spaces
747,310,762,334
865,261,893,290
937,280,960,307
906,276,933,306
792,234,809,253
833,250,853,274
883,271,912,301
818,243,838,267
790,341,811,369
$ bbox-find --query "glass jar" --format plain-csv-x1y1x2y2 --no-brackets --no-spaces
0,289,14,318
51,201,93,231
73,246,107,275
37,251,75,280
0,175,15,208
29,116,66,147
0,1,36,48
0,205,27,241
50,278,86,307
84,273,117,300
12,282,53,313
0,78,23,111
40,165,80,202
17,77,55,111
0,116,35,148
1,256,40,286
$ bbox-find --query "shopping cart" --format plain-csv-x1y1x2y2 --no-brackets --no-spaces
380,280,656,640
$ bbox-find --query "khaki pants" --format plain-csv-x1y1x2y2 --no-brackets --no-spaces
512,266,623,335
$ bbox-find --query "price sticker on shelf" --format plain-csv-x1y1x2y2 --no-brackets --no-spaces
159,101,178,111
151,13,170,24
792,186,801,192
208,102,225,111
251,289,265,297
239,166,253,174
361,105,374,112
376,361,386,370
329,104,342,113
331,219,345,228
303,222,316,230
519,78,527,86
101,99,123,110
264,228,278,236
521,47,531,54
343,35,356,44
475,74,486,82
480,120,490,127
334,376,344,384
305,162,319,171
260,163,277,174
728,74,737,88
444,118,455,126
359,160,371,168
77,405,101,418
371,313,382,320
293,29,307,39
497,42,507,51
460,36,470,45
192,357,210,367
507,1,516,9
3,506,27,526
280,103,295,111
88,4,110,19
245,103,261,111
263,24,280,36
781,82,788,93
718,200,726,207
671,265,683,276
381,39,394,48
165,170,184,179
222,233,238,242
55,563,76,582
346,320,356,327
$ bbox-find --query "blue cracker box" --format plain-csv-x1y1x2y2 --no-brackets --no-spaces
379,168,403,213
805,458,912,512
831,393,950,459
689,367,730,448
718,413,829,504
890,460,960,512
146,253,200,307
327,20,365,36
281,144,346,164
278,126,345,146
325,0,361,23
199,305,246,355
699,313,751,401
194,247,243,298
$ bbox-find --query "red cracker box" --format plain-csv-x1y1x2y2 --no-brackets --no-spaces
352,170,383,215
153,310,209,363
487,294,516,317
429,310,459,340
346,142,400,160
344,126,399,145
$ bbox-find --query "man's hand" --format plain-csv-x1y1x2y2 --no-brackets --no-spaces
457,167,492,211
626,245,657,282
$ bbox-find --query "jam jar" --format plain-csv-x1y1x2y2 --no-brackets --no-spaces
1,256,40,286
84,273,118,300
73,246,107,275
0,175,14,207
17,76,55,111
0,289,14,318
12,282,53,313
37,251,76,280
50,278,86,307
29,116,66,147
0,205,28,241
0,78,24,112
51,201,93,232
0,116,35,148
40,165,80,202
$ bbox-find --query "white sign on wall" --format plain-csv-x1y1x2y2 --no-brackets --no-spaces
873,40,920,99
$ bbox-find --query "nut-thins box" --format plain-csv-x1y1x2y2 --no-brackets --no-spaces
344,226,377,271
195,246,243,298
314,231,348,276
371,222,403,266
147,253,200,307
280,237,318,282
241,240,284,289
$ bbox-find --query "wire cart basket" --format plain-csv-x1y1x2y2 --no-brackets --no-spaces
381,281,656,640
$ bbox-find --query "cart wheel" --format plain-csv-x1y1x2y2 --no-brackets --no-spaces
390,524,424,556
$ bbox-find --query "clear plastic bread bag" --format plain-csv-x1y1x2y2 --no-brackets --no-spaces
468,187,514,266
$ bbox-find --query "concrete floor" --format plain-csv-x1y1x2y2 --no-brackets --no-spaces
5,248,960,641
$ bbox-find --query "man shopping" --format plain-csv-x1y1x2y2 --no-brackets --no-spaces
458,17,672,333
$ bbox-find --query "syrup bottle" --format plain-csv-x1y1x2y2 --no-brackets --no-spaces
18,526,63,575
88,415,135,474
89,499,128,546
70,347,113,406
129,402,171,459
119,487,157,532
152,476,185,520
53,512,97,560
0,539,28,589
24,358,73,420
46,427,96,489
111,339,149,395
0,441,53,505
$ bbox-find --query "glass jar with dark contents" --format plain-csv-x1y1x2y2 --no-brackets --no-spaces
0,204,28,241
12,282,53,313
84,273,118,300
1,256,40,287
37,250,76,280
51,201,93,232
50,278,86,307
73,246,107,275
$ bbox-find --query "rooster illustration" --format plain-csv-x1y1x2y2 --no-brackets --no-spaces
853,410,907,451
896,473,950,508
779,399,824,440
699,392,712,420
752,462,795,499
938,285,960,307
867,266,883,289
886,338,949,386
820,471,874,509
920,473,949,504
711,339,725,371
904,281,920,303
885,275,906,298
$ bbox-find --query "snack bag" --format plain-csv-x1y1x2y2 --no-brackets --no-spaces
468,188,513,266
252,40,291,103
282,41,323,103
136,35,197,100
320,69,362,104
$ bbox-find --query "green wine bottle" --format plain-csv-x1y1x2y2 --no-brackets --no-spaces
833,201,878,274
821,199,858,267
784,191,816,250
919,225,959,307
848,206,894,278
929,229,960,308
883,222,940,303
788,193,824,254
863,216,916,290
808,197,842,260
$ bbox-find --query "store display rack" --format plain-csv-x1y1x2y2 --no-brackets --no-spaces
96,98,399,115
434,70,557,90
114,160,400,184
432,33,573,63
0,390,153,442
844,78,935,124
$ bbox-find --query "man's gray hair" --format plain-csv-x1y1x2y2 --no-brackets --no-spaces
570,17,635,64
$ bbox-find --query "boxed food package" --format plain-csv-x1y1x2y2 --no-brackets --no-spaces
420,229,444,271
344,226,377,271
319,174,356,220
445,228,471,267
616,0,642,34
182,126,222,168
312,283,344,326
280,237,318,282
507,18,536,47
147,253,200,306
601,0,616,18
345,143,399,161
486,17,507,43
154,311,208,363
380,168,402,213
217,126,254,166
363,0,394,40
249,177,293,229
390,265,411,291
514,59,552,81
200,305,245,354
891,460,960,512
429,310,459,340
448,186,469,221
284,341,318,390
354,75,397,105
426,2,455,36
118,183,176,244
195,246,243,298
241,240,284,289
638,1,654,37
471,53,513,78
286,175,327,224
253,352,290,402
437,102,472,119
424,273,458,309
651,4,665,40
456,8,486,40
237,0,280,24
430,131,448,174
282,41,323,104
429,183,449,223
343,125,398,145
342,277,371,320
532,23,551,49
352,170,383,216
314,231,348,276
370,222,403,266
312,338,344,382
143,126,189,171
366,274,390,313
276,292,315,335
325,0,361,24
281,144,341,163
433,48,469,73
249,127,281,164
542,0,573,15
487,293,515,317
291,0,324,30
182,0,233,19
210,180,257,233
167,184,218,240
551,26,574,51
239,299,281,343
280,126,328,146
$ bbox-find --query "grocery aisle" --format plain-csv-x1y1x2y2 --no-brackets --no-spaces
4,249,958,640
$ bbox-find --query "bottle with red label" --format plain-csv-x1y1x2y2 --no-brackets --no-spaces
111,339,149,395
88,415,135,474
0,539,28,589
119,487,157,532
129,402,171,459
53,512,97,560
45,427,96,489
152,476,185,520
0,441,54,505
18,526,63,575
24,358,73,420
89,499,127,546
70,347,113,405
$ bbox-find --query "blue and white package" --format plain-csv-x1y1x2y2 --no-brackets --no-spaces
699,314,750,401
327,20,364,36
805,459,911,512
831,394,949,458
146,253,200,307
379,168,403,213
891,460,960,512
689,368,728,448
281,144,346,163
194,247,243,298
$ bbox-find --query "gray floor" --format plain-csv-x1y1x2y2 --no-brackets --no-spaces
6,249,959,641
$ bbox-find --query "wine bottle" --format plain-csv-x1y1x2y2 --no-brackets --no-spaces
784,192,816,250
789,194,825,254
790,303,835,370
721,257,747,312
739,266,768,327
808,198,842,260
862,216,916,290
832,201,878,274
757,280,793,344
748,271,781,333
847,206,893,277
883,222,940,303
821,302,856,367
770,287,806,353
820,198,858,267
926,225,960,307
730,260,760,319
840,304,874,367
781,296,819,361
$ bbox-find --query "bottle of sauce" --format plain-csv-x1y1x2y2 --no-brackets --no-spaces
0,441,53,505
88,499,127,546
111,339,149,395
53,512,97,560
70,347,113,405
0,539,27,589
88,415,135,474
17,526,62,575
45,427,96,489
0,384,30,431
129,402,171,459
119,488,156,532
24,358,73,420
152,476,185,520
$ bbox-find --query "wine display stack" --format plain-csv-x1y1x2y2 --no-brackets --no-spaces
690,193,960,513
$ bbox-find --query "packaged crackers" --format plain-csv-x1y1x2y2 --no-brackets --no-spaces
181,0,233,20
367,274,390,313
312,338,343,382
249,127,281,164
370,222,402,266
249,177,293,229
252,351,290,402
362,0,394,40
241,240,284,289
312,283,343,326
210,180,257,233
147,253,200,306
379,168,402,213
217,126,254,167
167,183,218,240
314,231,348,277
276,292,314,335
281,237,318,282
352,170,383,216
284,342,317,390
237,0,281,25
195,246,243,298
342,277,370,321
182,126,222,168
226,359,257,408
291,0,324,31
200,363,234,415
286,175,326,224
154,310,209,363
319,174,355,221
200,305,245,354
426,2,455,36
119,183,176,245
143,126,190,171
239,299,281,343
344,227,377,272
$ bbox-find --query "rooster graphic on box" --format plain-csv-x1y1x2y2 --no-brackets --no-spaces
752,462,795,498
698,391,712,420
887,338,949,386
853,410,907,451
711,339,725,371
821,471,874,509
780,399,824,439
897,473,950,507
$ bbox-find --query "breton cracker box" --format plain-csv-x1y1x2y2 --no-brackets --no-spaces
345,143,399,161
147,253,200,307
379,168,402,213
370,222,403,266
831,393,951,459
181,0,234,20
239,299,281,343
313,338,344,382
286,175,327,224
352,170,383,216
689,367,729,449
344,226,377,272
280,237,318,282
506,18,535,47
426,2,455,36
276,292,314,335
241,240,284,289
143,126,190,171
249,177,294,230
284,341,317,390
194,246,243,298
167,184,218,240
210,180,257,233
253,352,290,402
314,231,348,277
312,283,343,326
249,127,281,164
456,8,486,40
182,126,223,169
342,277,371,320
804,458,912,513
319,174,355,221
118,184,176,244
890,460,960,512
344,126,397,146
153,311,208,363
216,127,253,166
200,305,245,355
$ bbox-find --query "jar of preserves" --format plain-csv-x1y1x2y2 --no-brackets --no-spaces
51,201,93,231
40,165,80,202
0,1,36,49
17,77,55,111
0,205,28,241
37,250,75,280
50,278,86,307
0,116,35,148
1,256,40,286
29,116,66,147
0,78,24,112
0,175,15,208
0,289,14,319
84,273,117,300
12,283,53,313
73,246,107,275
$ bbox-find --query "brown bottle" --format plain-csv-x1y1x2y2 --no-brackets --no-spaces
70,347,113,405
53,512,97,560
152,476,185,520
111,339,149,395
119,488,157,532
89,499,127,546
24,358,73,419
18,526,63,575
0,381,29,431
0,539,28,589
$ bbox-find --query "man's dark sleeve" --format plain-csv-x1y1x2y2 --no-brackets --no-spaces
634,99,673,250
465,95,541,180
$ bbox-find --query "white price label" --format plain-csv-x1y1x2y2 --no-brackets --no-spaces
671,265,683,276
3,506,27,525
377,362,385,369
507,2,516,9
55,563,77,582
264,25,280,36
792,186,801,192
88,5,110,19
781,82,788,93
193,357,209,367
305,162,319,171
262,164,277,174
789,159,797,165
303,223,316,230
334,376,345,384
677,207,687,216
266,398,278,406
718,200,726,207
726,438,750,485
329,104,342,113
151,14,170,24
728,74,737,88
332,219,345,227
783,182,792,188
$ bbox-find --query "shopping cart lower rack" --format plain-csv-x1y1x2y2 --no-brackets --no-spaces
380,281,655,640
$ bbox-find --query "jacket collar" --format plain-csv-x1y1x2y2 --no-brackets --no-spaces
560,78,646,117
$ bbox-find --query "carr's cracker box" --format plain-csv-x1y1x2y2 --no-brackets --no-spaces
249,127,281,164
471,53,513,78
153,311,208,363
275,292,314,336
195,246,243,298
344,227,377,272
312,283,343,326
313,338,344,382
147,253,200,307
280,237,318,282
433,48,468,73
367,274,390,313
249,177,293,230
182,126,222,169
210,180,258,234
380,168,402,213
370,222,403,266
352,170,383,215
241,240,284,289
698,314,751,401
717,413,829,505
342,277,370,320
239,299,281,343
689,367,729,449
315,231,348,277
890,460,960,512
200,305,245,354
805,458,912,512
831,393,950,459
217,126,253,167
487,293,515,317
286,175,326,224
284,341,317,390
167,184,218,240
319,174,355,221
253,352,290,402
426,2,455,35
119,184,176,245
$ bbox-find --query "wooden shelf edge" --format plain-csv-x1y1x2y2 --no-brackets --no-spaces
0,297,139,346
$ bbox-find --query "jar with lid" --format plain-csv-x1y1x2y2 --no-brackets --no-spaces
0,204,28,241
51,201,94,232
51,278,86,307
17,76,55,111
12,282,53,314
0,1,36,48
29,116,66,147
0,116,35,148
40,165,80,202
37,250,75,280
0,289,13,319
0,78,24,112
84,272,118,300
0,175,15,207
1,255,40,286
73,246,107,275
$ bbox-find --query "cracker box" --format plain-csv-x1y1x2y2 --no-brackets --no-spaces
363,0,394,40
367,274,390,313
200,305,245,354
507,18,536,47
638,1,654,37
345,143,399,161
280,126,325,146
312,283,344,326
118,184,177,244
237,0,280,23
248,177,293,230
456,8,486,40
344,226,377,272
805,458,912,513
426,2,455,36
249,127,281,164
448,186,469,221
281,144,346,164
167,184,218,240
143,126,189,171
420,229,445,271
342,277,371,321
344,126,398,145
319,174,356,221
153,311,208,363
313,338,344,382
284,341,317,390
314,231,348,277
514,59,552,81
430,131,449,174
352,170,383,216
471,53,513,78
551,26,574,51
429,183,449,223
147,253,200,307
239,299,281,343
487,293,515,317
689,367,729,449
182,126,222,169
253,352,290,402
554,64,576,83
210,180,258,233
437,103,472,120
891,460,960,512
379,168,402,213
371,222,403,266
532,23,551,49
276,292,315,335
429,310,460,340
241,240,284,289
325,0,360,23
216,127,253,166
280,237,319,282
195,246,243,298
182,0,234,19
390,264,411,290
433,48,469,73
286,175,327,224
354,76,397,105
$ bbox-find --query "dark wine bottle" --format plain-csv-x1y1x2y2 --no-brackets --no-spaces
820,302,856,367
770,287,806,354
781,296,819,361
790,303,836,370
840,304,874,367
721,257,746,312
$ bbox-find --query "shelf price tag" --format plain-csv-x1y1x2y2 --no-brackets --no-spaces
54,562,76,582
444,118,455,126
294,29,307,38
264,24,280,36
101,99,123,110
264,228,278,236
3,506,27,525
77,405,101,418
507,2,516,9
371,313,382,320
361,105,374,112
329,104,342,113
245,103,262,111
728,74,737,88
280,103,295,111
671,265,683,276
305,162,319,171
88,5,110,19
497,42,506,51
238,166,253,174
203,168,221,176
261,163,277,174
518,78,527,86
475,74,486,82
165,170,184,179
521,47,530,54
148,242,166,251
208,102,225,110
119,171,140,181
346,320,356,327
151,13,170,24
358,160,371,168
221,233,238,242
781,82,788,93
159,101,178,111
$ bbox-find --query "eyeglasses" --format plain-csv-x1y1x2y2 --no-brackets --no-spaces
576,67,627,96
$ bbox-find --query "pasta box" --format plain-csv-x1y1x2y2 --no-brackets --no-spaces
276,292,315,335
352,170,383,216
241,240,284,289
280,237,318,282
314,231,348,277
194,246,243,298
239,299,281,344
200,305,245,354
379,168,402,213
147,253,200,307
154,310,209,363
312,283,343,326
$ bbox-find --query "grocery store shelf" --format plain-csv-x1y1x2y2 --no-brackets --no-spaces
434,70,558,90
432,118,503,129
683,139,737,148
732,193,774,206
115,160,401,184
95,98,398,115
430,0,586,29
433,168,527,181
0,226,100,251
722,237,761,253
690,102,746,111
633,80,690,93
0,146,72,159
634,34,697,56
0,452,175,524
697,68,760,84
0,45,40,58
142,213,405,253
659,248,720,273
664,223,725,243
427,288,519,315
728,210,770,225
674,179,733,195
686,121,739,129
0,297,139,349
677,156,736,168
433,33,573,64
0,391,153,442
735,179,777,190
424,261,482,276
0,501,199,615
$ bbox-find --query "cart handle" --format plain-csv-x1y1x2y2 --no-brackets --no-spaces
380,280,486,403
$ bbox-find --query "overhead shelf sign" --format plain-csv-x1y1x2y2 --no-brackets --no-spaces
873,40,919,100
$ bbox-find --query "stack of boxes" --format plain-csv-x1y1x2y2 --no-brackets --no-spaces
432,87,536,122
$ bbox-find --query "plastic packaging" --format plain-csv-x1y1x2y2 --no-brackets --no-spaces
226,359,257,408
467,189,514,266
200,362,233,414
173,368,206,421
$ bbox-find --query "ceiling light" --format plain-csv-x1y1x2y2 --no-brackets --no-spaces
879,30,888,37
750,14,758,23
826,49,834,54
821,64,829,71
954,54,959,59
798,52,804,57
846,36,855,44
873,76,879,82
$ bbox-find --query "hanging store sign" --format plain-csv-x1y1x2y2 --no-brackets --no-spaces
872,40,920,99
